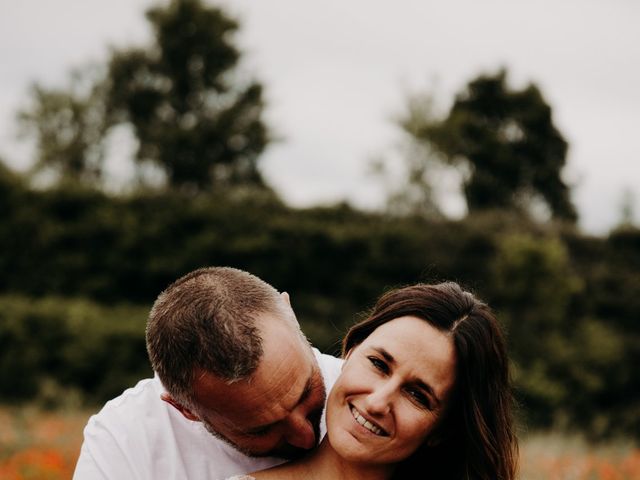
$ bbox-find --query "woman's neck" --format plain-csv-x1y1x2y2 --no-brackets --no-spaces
253,437,394,480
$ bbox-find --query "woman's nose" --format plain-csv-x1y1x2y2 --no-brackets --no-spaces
364,382,393,416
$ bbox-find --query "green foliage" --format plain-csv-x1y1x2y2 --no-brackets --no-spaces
0,159,24,208
107,0,270,191
17,68,110,185
373,92,445,218
492,233,581,333
487,229,640,438
490,233,581,424
0,186,638,438
16,0,270,193
0,295,150,405
400,70,576,221
617,188,636,229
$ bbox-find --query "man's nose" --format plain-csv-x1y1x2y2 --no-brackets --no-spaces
283,411,316,450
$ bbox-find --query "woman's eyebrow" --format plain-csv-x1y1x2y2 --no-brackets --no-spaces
372,346,395,364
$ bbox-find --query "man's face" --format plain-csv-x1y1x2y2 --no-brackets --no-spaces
189,313,326,459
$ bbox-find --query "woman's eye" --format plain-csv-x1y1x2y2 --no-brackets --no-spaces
368,356,388,373
407,388,431,409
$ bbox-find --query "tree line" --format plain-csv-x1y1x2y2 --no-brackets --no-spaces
15,0,575,223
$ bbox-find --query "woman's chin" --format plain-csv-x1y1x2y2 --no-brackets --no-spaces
327,423,381,464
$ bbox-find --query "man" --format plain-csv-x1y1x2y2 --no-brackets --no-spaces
74,267,343,479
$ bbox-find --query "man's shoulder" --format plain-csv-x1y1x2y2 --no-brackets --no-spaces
313,348,343,389
314,348,343,366
94,376,163,417
83,375,178,443
76,376,267,478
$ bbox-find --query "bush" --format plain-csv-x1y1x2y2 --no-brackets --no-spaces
0,295,150,405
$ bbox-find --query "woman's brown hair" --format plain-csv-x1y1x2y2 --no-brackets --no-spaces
343,282,518,480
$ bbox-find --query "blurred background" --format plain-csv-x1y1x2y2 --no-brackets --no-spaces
1,1,638,478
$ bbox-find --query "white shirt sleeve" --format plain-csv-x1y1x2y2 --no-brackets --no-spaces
73,413,146,480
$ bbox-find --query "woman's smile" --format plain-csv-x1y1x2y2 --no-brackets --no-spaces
349,404,388,437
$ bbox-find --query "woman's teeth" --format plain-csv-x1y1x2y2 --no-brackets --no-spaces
350,406,386,436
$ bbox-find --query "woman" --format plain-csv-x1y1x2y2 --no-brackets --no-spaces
229,282,518,480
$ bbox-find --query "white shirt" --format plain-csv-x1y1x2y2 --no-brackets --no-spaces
73,349,342,480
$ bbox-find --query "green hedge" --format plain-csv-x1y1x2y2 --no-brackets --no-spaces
1,181,639,438
0,295,151,405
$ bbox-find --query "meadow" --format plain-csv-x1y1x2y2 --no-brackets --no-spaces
1,406,638,480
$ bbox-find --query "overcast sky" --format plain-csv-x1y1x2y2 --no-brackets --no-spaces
1,0,638,234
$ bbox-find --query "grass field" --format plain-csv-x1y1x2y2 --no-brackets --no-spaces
519,433,639,480
1,406,638,479
0,406,87,479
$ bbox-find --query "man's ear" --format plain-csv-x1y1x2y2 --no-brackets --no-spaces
161,393,200,422
280,291,291,306
280,291,302,327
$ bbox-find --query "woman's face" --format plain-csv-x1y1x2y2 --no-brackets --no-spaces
326,316,457,465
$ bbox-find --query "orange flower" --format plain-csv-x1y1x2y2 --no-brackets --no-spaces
0,447,73,480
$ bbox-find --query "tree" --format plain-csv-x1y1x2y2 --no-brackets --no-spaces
17,68,110,185
370,92,449,219
0,157,24,210
400,70,577,222
107,0,270,192
617,187,636,229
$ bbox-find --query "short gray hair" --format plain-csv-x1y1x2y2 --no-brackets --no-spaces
146,267,287,407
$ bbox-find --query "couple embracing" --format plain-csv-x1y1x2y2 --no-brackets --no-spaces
74,267,518,479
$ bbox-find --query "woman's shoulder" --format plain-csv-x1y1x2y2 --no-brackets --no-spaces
226,476,256,480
